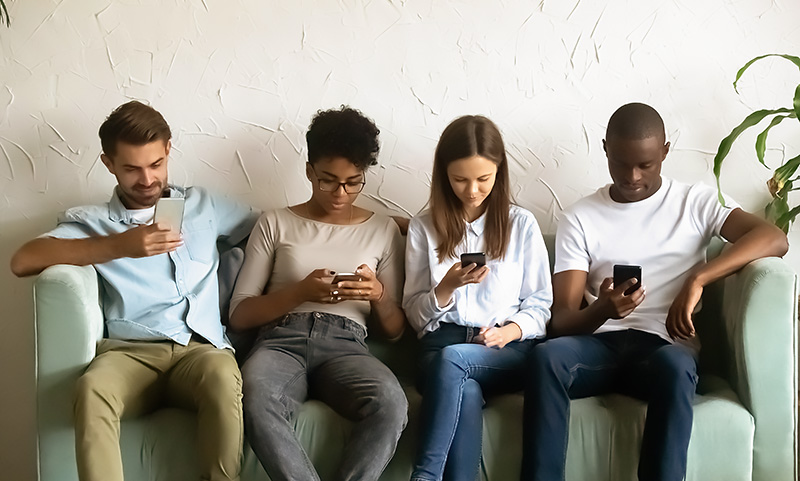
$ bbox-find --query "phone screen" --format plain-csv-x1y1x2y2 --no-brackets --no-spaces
154,197,185,233
613,264,642,295
460,252,486,268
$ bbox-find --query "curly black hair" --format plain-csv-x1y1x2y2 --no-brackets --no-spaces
306,106,380,170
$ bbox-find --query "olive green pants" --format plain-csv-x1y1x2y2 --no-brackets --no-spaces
73,338,243,481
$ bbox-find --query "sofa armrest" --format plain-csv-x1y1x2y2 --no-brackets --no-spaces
720,256,797,481
34,264,104,481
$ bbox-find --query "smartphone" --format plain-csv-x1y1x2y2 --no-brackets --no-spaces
154,197,185,233
331,273,362,284
461,252,486,268
613,264,642,296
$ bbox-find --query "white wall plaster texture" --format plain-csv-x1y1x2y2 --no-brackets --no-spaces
1,0,800,479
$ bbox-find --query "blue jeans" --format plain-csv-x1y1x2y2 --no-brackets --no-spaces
241,312,408,481
411,323,534,481
521,329,698,481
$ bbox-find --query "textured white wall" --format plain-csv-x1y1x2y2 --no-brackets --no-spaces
1,0,799,478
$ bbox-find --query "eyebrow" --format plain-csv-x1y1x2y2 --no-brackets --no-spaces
121,157,165,169
318,171,364,180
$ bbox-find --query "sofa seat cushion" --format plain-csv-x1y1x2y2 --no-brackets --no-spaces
117,377,752,481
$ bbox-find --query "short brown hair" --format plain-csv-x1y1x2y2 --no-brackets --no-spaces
99,101,172,157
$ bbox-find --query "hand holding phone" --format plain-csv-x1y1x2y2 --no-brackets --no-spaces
154,197,185,233
613,264,642,296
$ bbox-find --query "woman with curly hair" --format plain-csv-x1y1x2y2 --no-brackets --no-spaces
229,106,408,481
403,115,552,481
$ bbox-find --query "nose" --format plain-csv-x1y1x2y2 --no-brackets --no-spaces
332,183,348,196
141,169,155,187
625,168,642,185
468,181,480,195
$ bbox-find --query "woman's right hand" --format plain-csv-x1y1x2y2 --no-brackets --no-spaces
298,269,337,304
434,262,490,307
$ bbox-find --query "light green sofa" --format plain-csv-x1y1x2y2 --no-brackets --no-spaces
34,237,798,481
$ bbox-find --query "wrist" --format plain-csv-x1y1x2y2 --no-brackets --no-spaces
504,321,523,341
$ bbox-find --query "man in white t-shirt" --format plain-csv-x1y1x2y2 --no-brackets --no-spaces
520,103,788,481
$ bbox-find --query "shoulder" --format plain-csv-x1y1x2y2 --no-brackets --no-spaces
561,186,609,219
58,203,110,224
508,204,541,232
366,212,403,236
408,209,434,233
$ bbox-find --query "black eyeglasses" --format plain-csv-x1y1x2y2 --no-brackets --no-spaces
312,169,366,193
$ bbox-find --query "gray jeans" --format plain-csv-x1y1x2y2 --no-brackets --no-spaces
241,312,408,481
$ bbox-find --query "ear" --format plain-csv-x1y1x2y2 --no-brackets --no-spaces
165,140,172,157
602,139,607,154
100,153,115,175
305,162,314,181
663,141,671,159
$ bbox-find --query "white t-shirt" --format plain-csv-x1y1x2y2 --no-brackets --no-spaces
554,178,738,345
229,207,404,329
403,205,552,340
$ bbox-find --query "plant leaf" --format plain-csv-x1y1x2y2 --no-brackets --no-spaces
713,108,794,203
765,196,789,227
773,153,800,185
776,204,800,233
0,0,8,28
755,113,796,167
794,83,800,120
733,54,800,94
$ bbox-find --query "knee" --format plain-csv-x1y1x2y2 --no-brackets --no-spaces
74,370,120,416
461,379,484,410
528,341,566,376
649,347,698,391
365,378,409,428
195,352,242,403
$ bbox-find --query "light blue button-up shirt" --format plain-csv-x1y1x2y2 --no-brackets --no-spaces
46,185,259,349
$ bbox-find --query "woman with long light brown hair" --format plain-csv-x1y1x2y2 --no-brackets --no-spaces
403,115,553,481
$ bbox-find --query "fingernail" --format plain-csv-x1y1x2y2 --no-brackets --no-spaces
332,290,338,295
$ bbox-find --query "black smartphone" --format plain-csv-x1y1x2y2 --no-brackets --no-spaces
613,264,642,296
460,252,486,268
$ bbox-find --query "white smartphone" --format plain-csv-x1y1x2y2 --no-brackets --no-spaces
154,197,185,233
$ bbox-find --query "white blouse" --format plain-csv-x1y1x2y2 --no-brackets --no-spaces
403,205,552,340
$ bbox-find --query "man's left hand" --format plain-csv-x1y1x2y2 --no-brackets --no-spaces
666,278,703,340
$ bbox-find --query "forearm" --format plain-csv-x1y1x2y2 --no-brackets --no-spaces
228,283,306,331
370,294,407,339
10,236,121,277
693,225,788,288
548,301,609,337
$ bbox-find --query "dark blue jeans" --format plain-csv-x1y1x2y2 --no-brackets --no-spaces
521,329,698,481
411,323,534,481
241,312,408,481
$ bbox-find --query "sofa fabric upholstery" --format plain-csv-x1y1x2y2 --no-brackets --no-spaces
34,236,798,481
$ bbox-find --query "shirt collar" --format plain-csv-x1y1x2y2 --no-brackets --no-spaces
108,185,186,224
465,210,487,236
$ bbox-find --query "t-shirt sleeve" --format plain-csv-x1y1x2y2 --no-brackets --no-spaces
375,220,405,305
229,212,275,317
553,209,590,274
689,184,739,239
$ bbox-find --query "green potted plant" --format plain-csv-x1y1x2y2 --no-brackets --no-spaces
713,53,800,233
